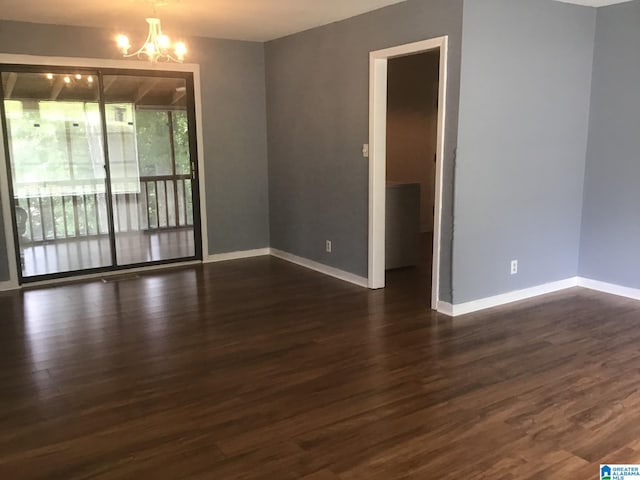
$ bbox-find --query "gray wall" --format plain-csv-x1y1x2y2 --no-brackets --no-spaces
0,19,269,282
579,1,640,287
2,1,625,300
453,0,596,303
265,0,463,300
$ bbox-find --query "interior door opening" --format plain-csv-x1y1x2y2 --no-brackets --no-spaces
368,36,448,309
0,66,202,283
383,50,440,308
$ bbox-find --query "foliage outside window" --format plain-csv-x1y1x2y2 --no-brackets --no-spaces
4,99,193,241
5,100,192,198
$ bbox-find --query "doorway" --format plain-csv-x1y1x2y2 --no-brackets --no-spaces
385,50,439,305
368,37,448,309
0,66,202,283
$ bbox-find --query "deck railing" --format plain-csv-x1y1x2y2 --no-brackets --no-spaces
14,175,194,244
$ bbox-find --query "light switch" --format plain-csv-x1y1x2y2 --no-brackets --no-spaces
362,144,369,158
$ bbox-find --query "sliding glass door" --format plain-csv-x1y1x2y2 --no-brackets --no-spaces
1,69,113,278
102,73,197,266
0,67,201,282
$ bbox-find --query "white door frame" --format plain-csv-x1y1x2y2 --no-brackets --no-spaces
0,53,209,290
368,36,448,308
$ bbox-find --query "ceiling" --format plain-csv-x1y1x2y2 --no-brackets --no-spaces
0,0,634,43
0,0,408,42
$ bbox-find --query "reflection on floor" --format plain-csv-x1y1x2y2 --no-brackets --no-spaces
0,254,632,477
385,232,434,308
21,228,195,277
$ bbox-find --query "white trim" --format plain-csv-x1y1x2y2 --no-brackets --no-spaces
0,280,19,291
436,301,454,316
271,248,368,288
438,277,640,317
449,277,579,317
0,54,201,73
368,36,449,311
0,53,209,287
577,277,640,301
368,52,388,290
205,248,270,263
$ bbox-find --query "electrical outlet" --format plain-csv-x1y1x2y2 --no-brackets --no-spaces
326,240,332,253
510,260,518,275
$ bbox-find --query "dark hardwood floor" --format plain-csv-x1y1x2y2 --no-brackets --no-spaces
385,231,434,309
1,256,639,478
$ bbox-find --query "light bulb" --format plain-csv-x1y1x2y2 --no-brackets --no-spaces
116,34,130,53
145,42,156,54
64,76,71,84
46,73,54,80
174,42,186,60
75,74,82,80
87,76,94,83
158,34,170,49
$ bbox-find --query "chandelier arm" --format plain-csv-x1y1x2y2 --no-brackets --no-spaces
116,12,185,62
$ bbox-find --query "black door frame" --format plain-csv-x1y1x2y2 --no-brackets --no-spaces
0,64,203,284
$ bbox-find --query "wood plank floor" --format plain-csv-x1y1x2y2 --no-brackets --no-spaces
1,257,639,479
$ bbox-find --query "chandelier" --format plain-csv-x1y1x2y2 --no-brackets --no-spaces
116,3,186,63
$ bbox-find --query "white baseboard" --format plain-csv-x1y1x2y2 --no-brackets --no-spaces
436,301,454,316
270,248,368,288
449,277,579,317
205,248,270,263
438,276,640,318
0,280,20,292
577,277,640,301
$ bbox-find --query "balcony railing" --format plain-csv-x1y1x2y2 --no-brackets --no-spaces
14,175,194,244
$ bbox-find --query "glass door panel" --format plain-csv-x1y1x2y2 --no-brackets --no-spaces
1,70,113,279
102,73,198,266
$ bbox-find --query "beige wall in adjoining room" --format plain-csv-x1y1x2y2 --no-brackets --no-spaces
386,50,439,233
